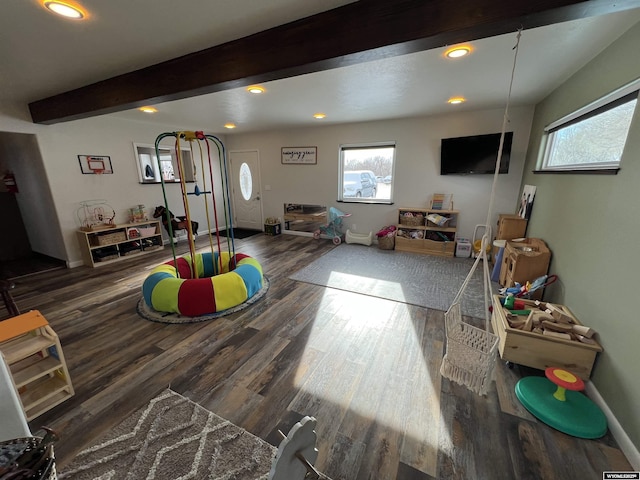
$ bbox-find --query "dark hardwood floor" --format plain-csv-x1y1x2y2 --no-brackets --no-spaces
2,234,632,479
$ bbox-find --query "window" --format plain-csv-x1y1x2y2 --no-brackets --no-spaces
239,162,252,200
338,143,395,203
540,81,639,172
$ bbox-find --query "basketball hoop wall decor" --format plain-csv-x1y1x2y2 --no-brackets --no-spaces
78,155,113,174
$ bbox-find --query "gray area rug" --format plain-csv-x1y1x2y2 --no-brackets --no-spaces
59,389,277,479
290,244,490,318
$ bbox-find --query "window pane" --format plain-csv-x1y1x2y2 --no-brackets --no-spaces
239,162,252,200
545,98,636,169
160,155,175,181
340,145,395,203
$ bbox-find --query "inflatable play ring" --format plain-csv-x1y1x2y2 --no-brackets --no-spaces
142,251,263,316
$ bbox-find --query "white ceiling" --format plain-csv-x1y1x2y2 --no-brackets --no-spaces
2,1,640,134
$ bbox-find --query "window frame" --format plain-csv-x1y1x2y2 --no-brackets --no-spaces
537,79,639,174
134,143,195,184
338,142,396,205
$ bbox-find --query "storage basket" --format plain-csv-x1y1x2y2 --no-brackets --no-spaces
440,303,499,396
0,437,57,479
400,213,424,227
139,226,157,237
377,235,395,250
95,254,119,262
94,231,126,246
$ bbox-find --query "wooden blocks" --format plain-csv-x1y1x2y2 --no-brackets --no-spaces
491,296,603,379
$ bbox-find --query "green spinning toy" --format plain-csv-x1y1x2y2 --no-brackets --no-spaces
515,367,607,439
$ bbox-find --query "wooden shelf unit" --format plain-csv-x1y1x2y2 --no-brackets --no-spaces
77,220,163,267
0,310,74,421
395,207,459,257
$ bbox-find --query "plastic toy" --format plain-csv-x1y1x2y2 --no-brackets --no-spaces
515,367,607,439
313,207,351,245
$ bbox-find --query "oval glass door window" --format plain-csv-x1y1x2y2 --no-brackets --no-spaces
239,163,252,200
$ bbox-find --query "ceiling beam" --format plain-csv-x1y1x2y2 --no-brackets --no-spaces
29,0,638,124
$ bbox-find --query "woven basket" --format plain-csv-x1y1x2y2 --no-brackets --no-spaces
139,227,157,237
400,213,424,227
440,303,499,396
377,235,395,250
0,437,57,479
95,231,126,246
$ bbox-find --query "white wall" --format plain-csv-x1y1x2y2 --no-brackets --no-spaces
0,99,533,267
226,106,535,239
0,132,65,259
0,107,229,267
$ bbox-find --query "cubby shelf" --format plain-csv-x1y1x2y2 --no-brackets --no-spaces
395,207,459,257
77,220,163,267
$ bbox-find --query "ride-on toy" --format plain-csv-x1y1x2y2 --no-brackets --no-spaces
313,207,351,245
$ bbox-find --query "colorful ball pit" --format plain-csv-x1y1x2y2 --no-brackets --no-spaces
142,251,263,316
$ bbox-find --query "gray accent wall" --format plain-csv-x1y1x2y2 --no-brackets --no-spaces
523,23,640,452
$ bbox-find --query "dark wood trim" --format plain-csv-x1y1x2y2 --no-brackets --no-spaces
29,0,639,124
533,168,620,175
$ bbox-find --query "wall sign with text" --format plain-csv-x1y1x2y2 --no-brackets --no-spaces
281,147,317,165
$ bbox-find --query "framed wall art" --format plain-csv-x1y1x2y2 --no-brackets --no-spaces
281,146,317,165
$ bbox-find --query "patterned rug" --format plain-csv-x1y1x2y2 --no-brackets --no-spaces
58,389,277,480
137,276,270,324
290,244,494,318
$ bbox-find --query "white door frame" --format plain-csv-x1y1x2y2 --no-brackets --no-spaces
229,149,264,230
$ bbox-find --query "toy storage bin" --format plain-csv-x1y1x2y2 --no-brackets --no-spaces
399,212,425,227
377,234,395,250
499,238,551,299
490,295,602,379
139,226,157,237
455,238,471,258
92,231,126,246
264,223,281,236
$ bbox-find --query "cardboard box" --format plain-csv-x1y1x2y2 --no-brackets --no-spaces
490,295,602,379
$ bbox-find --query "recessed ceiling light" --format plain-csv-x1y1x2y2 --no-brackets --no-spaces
445,46,472,59
224,123,237,129
448,97,466,104
313,113,326,119
246,85,265,94
139,106,157,113
42,1,86,19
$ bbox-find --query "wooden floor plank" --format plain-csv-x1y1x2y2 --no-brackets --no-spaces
1,233,630,478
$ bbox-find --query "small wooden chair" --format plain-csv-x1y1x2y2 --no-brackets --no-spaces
1,280,20,318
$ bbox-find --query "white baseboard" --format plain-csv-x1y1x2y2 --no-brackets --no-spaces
283,230,314,238
585,381,640,470
67,260,85,269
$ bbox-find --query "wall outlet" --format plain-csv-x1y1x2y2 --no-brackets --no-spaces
352,224,356,231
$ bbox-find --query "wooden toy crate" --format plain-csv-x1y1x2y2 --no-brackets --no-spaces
499,238,551,299
490,295,602,379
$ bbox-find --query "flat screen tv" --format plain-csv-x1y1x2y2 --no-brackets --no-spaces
440,132,513,175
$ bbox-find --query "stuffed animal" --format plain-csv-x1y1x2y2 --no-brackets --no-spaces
153,205,199,241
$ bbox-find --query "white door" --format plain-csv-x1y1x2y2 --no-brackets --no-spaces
229,150,263,230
